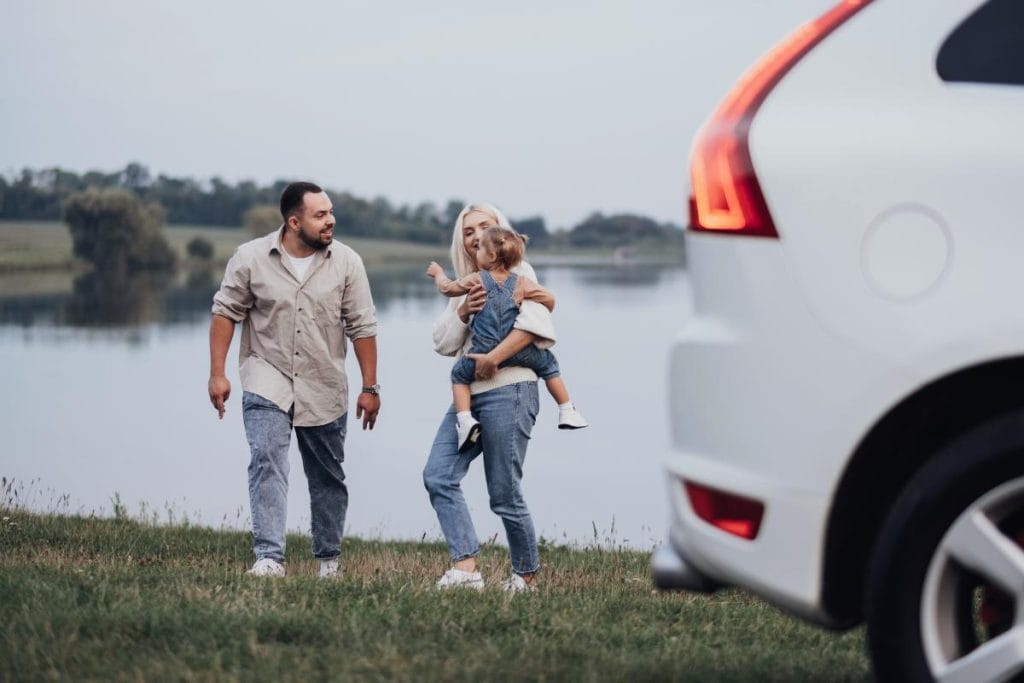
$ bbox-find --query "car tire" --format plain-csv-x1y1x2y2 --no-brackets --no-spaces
866,410,1024,683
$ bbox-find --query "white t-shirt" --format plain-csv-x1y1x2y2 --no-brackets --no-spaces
287,252,315,281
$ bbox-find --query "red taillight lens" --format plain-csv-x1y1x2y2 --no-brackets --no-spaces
689,0,873,237
684,481,765,540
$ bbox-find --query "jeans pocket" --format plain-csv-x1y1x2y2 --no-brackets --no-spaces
242,391,277,411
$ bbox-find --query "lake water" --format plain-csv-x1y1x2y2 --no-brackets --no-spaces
0,262,691,550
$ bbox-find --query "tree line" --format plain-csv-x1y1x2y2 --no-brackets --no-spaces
1,163,685,249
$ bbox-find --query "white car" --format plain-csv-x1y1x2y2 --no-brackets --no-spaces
652,1,1024,681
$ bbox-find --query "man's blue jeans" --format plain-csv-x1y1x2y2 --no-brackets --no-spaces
422,381,541,575
242,391,348,562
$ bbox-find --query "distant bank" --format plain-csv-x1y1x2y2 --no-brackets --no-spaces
0,220,685,276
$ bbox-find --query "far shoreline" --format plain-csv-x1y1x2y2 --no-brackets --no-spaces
0,220,686,277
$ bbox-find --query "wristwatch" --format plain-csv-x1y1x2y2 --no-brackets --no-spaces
361,384,381,396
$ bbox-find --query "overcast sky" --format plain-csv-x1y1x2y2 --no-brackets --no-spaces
2,1,834,229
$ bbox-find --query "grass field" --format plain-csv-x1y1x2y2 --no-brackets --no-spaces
0,221,452,274
0,506,872,681
0,220,683,277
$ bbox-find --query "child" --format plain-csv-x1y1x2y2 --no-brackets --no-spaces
426,225,588,452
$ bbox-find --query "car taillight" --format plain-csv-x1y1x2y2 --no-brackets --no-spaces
689,0,873,237
684,481,765,540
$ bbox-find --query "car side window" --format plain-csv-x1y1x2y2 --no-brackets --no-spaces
936,0,1024,86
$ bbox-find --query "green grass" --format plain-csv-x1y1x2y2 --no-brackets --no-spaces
0,220,684,276
0,508,871,681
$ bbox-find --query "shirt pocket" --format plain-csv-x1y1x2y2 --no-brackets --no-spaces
313,296,342,327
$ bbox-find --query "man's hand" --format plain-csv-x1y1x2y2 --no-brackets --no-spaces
457,283,486,322
356,392,380,430
209,375,231,419
467,352,499,380
426,261,445,279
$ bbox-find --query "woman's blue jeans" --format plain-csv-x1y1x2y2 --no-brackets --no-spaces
422,381,541,575
242,391,348,562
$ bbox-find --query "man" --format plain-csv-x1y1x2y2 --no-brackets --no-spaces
208,181,380,578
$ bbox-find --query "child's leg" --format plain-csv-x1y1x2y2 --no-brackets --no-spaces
544,376,571,405
452,382,481,452
453,383,472,414
545,375,589,430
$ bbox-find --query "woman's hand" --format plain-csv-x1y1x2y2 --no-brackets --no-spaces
457,283,486,323
467,352,499,380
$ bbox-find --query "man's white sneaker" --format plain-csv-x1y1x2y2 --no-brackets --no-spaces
457,418,482,453
319,558,340,578
435,568,485,590
246,557,285,577
558,405,589,430
501,573,536,593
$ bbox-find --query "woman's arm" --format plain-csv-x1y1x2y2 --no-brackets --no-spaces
431,283,487,356
467,329,538,380
432,298,471,356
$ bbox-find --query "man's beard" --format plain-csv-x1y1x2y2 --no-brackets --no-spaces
298,227,330,251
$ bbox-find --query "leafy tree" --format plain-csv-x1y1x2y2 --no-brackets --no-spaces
567,212,683,248
63,188,176,274
243,204,281,237
186,236,214,261
512,216,549,247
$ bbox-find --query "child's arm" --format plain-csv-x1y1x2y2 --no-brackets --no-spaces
516,276,556,312
426,262,480,297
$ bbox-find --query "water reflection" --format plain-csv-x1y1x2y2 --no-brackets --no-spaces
536,262,680,288
0,261,681,334
64,271,172,327
0,264,436,333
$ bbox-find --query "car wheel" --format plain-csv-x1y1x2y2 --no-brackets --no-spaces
867,411,1024,683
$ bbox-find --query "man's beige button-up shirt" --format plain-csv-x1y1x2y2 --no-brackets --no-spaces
212,228,377,427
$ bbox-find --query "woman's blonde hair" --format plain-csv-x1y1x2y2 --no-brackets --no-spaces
449,202,513,278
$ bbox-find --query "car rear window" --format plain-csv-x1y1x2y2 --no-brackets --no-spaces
936,0,1024,86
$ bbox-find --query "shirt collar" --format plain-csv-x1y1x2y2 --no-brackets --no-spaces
269,225,333,257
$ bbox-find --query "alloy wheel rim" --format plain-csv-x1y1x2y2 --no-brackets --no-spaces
921,476,1024,683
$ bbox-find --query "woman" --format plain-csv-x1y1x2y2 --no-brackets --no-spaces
422,202,555,593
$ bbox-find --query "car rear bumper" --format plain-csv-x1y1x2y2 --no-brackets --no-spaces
650,545,719,593
659,233,905,626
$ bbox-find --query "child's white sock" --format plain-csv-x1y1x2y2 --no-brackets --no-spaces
457,411,474,427
557,402,573,412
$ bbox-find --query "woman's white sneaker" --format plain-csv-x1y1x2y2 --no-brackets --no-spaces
436,568,485,590
501,573,536,593
557,405,589,430
319,558,340,578
246,557,285,577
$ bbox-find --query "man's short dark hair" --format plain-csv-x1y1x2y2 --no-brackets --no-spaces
280,182,323,221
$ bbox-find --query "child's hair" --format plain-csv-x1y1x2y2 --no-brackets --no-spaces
481,226,528,270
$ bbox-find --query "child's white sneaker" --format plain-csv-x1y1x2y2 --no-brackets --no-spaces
457,417,482,453
319,558,340,578
436,568,485,590
501,573,536,593
558,404,589,430
246,557,285,577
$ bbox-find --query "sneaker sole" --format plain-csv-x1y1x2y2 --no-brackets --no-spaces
558,423,589,430
436,582,485,590
458,424,482,453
